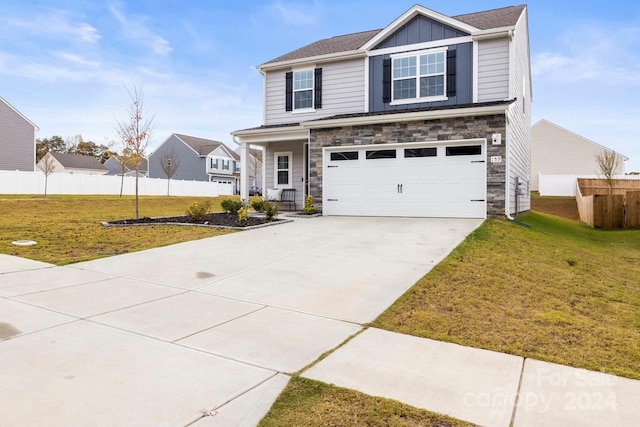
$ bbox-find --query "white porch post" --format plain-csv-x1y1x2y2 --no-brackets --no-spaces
239,141,249,201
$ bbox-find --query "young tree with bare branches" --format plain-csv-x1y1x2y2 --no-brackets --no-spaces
159,148,181,196
596,149,620,195
115,85,154,219
37,152,56,198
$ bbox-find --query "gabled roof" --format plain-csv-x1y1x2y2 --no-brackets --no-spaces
173,133,240,160
533,119,629,161
0,96,39,130
260,4,526,67
108,155,148,172
50,152,107,170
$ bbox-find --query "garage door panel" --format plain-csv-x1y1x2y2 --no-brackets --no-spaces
324,142,486,218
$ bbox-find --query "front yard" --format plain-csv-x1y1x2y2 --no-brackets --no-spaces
0,195,234,265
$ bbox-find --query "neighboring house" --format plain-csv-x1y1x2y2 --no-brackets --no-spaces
0,96,39,171
531,119,628,191
233,4,531,218
104,155,149,177
149,133,240,191
38,152,108,175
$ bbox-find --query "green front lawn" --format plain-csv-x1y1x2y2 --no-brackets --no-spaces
373,212,640,379
0,195,235,265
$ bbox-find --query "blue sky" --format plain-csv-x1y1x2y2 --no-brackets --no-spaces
1,0,640,171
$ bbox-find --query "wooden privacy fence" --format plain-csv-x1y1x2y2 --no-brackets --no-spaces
576,179,640,228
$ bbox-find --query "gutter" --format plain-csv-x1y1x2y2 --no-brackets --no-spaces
504,108,514,221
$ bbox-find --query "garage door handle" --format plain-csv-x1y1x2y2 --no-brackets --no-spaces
471,199,485,202
471,160,485,163
327,165,338,168
327,199,338,202
397,184,403,194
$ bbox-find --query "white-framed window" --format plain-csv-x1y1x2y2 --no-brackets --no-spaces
222,159,230,171
210,158,218,169
293,69,314,110
274,151,292,188
234,161,240,173
391,48,447,104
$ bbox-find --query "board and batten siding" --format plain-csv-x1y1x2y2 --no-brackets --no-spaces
264,58,365,125
477,37,510,102
506,9,531,213
0,98,36,171
265,141,305,209
530,121,626,191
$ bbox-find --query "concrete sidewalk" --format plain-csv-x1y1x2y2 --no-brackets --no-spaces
0,217,480,426
303,328,640,427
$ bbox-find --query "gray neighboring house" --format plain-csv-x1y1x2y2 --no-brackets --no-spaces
104,155,149,177
233,4,532,218
0,96,38,171
148,133,240,190
38,152,108,175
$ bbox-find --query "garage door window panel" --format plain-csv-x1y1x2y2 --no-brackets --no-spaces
446,145,482,156
366,149,396,159
404,147,437,158
330,151,359,161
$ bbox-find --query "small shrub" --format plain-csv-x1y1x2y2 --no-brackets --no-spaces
221,199,243,215
262,199,279,220
185,200,211,221
237,206,249,225
251,200,265,212
303,195,316,215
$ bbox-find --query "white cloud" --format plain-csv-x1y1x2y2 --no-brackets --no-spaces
268,0,318,26
2,11,100,43
55,52,100,68
108,4,172,56
532,22,640,84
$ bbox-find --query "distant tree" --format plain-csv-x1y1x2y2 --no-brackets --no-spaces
115,84,154,219
37,152,56,198
159,148,181,196
35,136,66,162
596,149,620,195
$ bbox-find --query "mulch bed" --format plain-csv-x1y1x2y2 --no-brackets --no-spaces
105,212,283,228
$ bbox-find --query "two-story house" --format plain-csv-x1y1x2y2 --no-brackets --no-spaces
233,4,531,218
38,152,108,175
0,96,39,172
149,133,240,194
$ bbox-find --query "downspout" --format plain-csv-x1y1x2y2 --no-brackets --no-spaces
505,108,515,220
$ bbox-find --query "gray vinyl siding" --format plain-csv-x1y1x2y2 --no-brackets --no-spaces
477,37,510,102
0,99,36,171
265,141,305,209
264,58,365,125
506,10,531,213
148,135,209,181
373,15,468,48
369,43,472,112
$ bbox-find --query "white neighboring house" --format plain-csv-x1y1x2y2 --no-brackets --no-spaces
38,152,108,175
235,146,263,188
206,144,240,193
531,119,628,192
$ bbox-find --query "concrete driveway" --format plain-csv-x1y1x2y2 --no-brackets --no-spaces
0,217,480,426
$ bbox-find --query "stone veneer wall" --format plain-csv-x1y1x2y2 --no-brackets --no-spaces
308,114,507,215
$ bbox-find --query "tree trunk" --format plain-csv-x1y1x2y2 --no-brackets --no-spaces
120,173,124,197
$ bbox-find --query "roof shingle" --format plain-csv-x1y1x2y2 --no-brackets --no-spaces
260,4,526,66
50,152,107,170
173,134,239,160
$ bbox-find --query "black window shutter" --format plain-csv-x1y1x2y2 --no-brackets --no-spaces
446,50,457,97
285,71,293,111
382,58,392,103
314,68,322,109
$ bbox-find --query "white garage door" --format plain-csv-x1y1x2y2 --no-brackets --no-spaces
323,141,486,218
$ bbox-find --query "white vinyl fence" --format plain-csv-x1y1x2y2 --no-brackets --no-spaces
0,170,233,197
538,173,640,197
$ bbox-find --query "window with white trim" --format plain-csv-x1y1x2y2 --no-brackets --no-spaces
293,70,313,110
222,159,230,171
274,151,292,188
392,48,447,104
210,158,218,169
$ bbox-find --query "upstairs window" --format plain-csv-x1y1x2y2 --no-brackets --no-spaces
210,158,218,169
294,70,314,110
388,48,451,105
222,159,230,170
234,161,240,173
285,68,322,111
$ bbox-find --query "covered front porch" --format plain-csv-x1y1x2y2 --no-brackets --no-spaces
233,125,308,211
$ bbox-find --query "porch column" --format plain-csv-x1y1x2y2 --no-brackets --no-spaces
239,141,249,201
